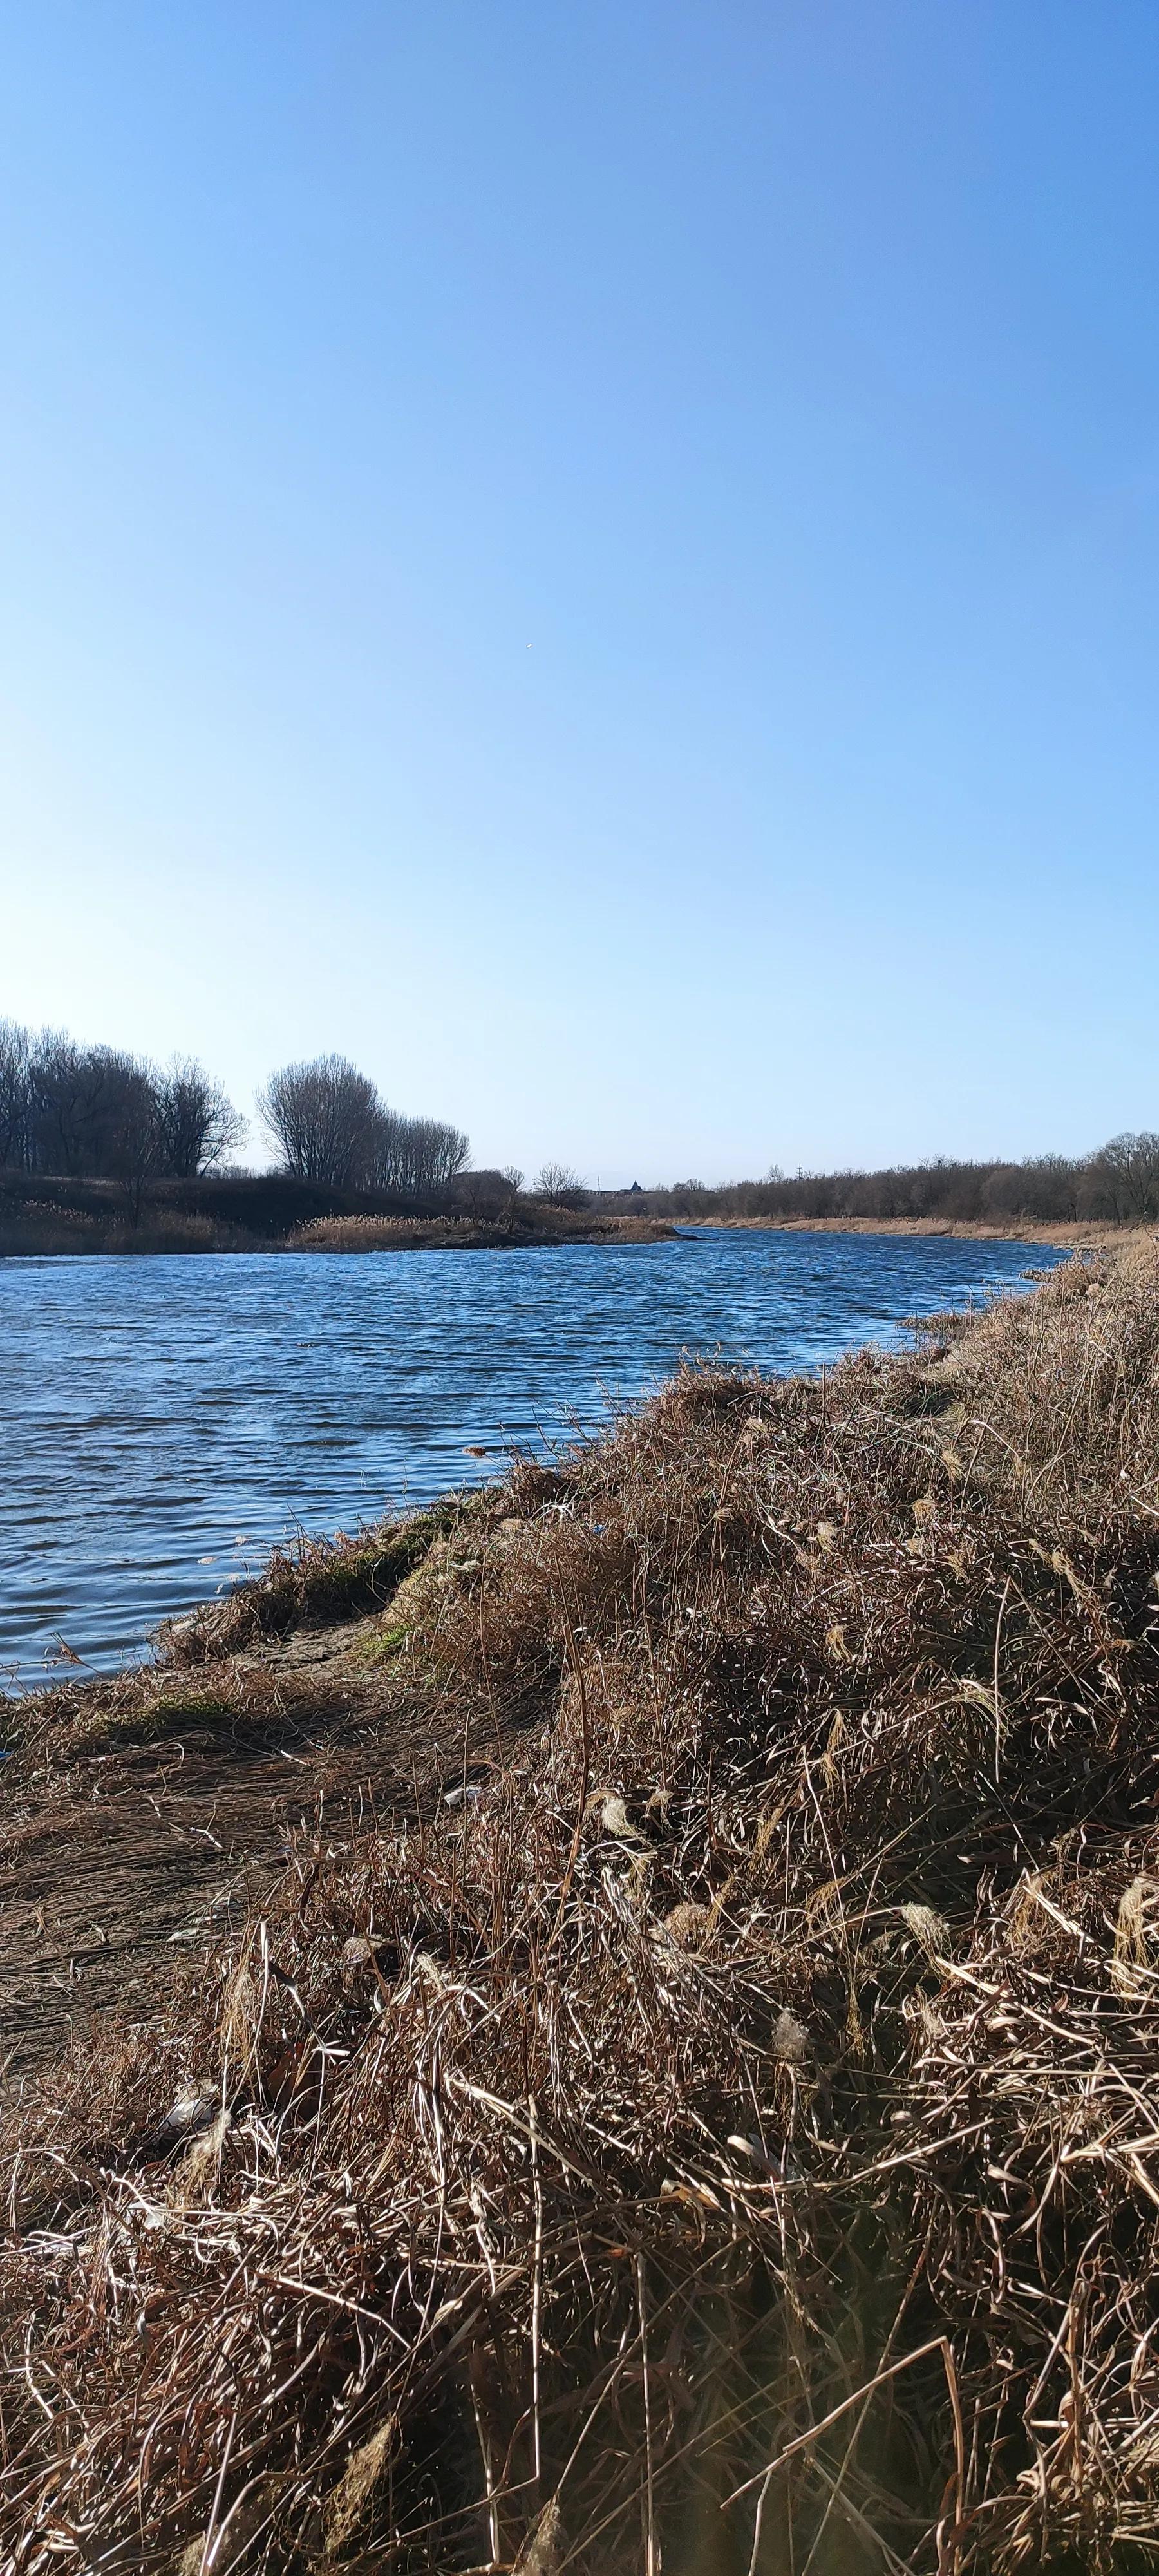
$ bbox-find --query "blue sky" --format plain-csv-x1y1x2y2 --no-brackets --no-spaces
1,3,1157,1185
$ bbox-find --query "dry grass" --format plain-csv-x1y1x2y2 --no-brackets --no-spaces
710,1217,1154,1246
291,1214,676,1251
162,1506,475,1661
1,1504,475,1758
1,1207,676,1260
0,1208,261,1256
6,1248,1159,2570
293,1217,494,1249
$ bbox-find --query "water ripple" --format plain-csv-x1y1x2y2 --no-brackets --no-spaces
0,1231,1064,1689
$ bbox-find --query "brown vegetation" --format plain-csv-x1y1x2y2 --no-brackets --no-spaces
0,1170,675,1257
0,1184,674,1258
291,1212,677,1252
0,1499,501,2075
699,1215,1155,1247
5,1248,1159,2568
0,1200,261,1256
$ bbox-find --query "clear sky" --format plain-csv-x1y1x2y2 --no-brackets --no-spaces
1,3,1157,1186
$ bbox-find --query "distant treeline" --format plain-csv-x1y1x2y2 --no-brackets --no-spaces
0,1025,470,1208
616,1135,1159,1226
0,1020,242,1186
5,1016,1158,1233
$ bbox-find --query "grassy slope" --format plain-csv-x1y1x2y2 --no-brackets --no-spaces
5,1249,1159,2570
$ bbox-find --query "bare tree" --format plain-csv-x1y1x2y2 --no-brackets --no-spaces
155,1059,245,1177
502,1165,524,1193
257,1056,382,1186
0,1019,33,1169
106,1075,166,1226
534,1162,587,1208
28,1034,100,1173
454,1168,516,1220
367,1108,471,1200
3,1022,473,1213
406,1117,471,1195
1083,1132,1159,1222
984,1154,1081,1223
30,1039,158,1180
1,1024,167,1185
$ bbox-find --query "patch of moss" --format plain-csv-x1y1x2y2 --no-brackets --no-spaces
149,1695,235,1723
354,1624,412,1665
311,1517,444,1609
62,1693,238,1752
297,1494,506,1633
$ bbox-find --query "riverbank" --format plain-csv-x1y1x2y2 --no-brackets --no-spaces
5,1242,1159,2568
694,1212,1154,1245
0,1194,677,1256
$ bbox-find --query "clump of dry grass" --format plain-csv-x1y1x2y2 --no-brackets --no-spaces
6,1248,1159,2571
951,1230,1159,1527
293,1217,487,1249
292,1213,676,1252
163,1502,482,1662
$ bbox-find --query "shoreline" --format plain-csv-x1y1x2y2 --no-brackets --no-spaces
3,1210,1142,1256
0,1213,680,1258
688,1212,1151,1245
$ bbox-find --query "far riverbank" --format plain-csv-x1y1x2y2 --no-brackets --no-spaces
0,1197,677,1258
692,1212,1154,1246
0,1169,679,1259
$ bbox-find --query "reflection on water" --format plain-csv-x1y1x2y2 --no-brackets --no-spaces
0,1230,1064,1688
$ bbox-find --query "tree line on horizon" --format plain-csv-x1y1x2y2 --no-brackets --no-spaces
3,1018,1157,1226
0,1024,471,1204
636,1132,1159,1226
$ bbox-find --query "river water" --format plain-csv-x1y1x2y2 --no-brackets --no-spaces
0,1230,1065,1689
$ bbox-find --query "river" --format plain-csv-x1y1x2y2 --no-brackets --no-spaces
0,1229,1065,1689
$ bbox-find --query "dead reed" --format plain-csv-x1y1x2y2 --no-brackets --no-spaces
293,1217,485,1249
0,1208,261,1257
290,1213,675,1252
5,1247,1159,2571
